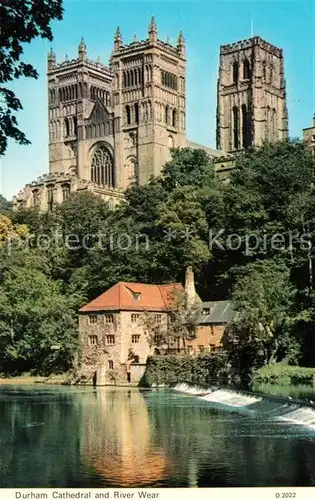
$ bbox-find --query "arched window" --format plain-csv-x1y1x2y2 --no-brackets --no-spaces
64,117,70,137
126,105,131,125
232,62,239,83
242,104,251,149
32,189,39,207
47,185,54,211
91,145,114,187
165,105,169,125
270,64,273,84
262,61,266,80
134,102,139,124
62,184,71,201
73,116,77,136
172,109,177,127
243,59,250,79
233,106,239,150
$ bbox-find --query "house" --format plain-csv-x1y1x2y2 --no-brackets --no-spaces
78,267,237,385
78,281,184,385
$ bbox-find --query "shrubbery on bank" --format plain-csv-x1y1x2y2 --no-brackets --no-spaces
253,364,315,386
141,351,230,387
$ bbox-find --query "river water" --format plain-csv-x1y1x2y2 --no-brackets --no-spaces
1,384,315,487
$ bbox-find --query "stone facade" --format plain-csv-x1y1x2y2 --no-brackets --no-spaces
303,114,315,155
12,18,238,211
216,36,288,153
79,309,168,385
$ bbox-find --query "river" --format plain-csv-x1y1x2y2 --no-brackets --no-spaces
1,384,315,487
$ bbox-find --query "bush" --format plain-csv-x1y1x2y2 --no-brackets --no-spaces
253,364,315,386
141,351,229,387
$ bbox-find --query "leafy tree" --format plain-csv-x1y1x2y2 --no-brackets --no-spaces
0,0,63,154
0,249,78,374
223,260,295,381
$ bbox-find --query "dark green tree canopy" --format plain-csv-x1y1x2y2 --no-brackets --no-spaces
0,0,63,154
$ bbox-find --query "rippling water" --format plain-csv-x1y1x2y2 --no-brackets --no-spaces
1,384,315,487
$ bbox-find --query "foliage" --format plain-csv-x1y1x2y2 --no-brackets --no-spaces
253,364,315,386
142,351,229,387
0,0,63,154
3,143,315,377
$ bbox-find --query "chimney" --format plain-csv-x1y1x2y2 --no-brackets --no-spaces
185,266,196,310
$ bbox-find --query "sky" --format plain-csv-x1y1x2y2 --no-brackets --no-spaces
1,0,314,200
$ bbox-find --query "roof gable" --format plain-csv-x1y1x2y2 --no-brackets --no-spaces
88,99,110,123
79,282,184,313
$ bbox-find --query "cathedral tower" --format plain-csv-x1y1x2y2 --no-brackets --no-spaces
47,39,113,183
111,17,186,186
216,36,288,153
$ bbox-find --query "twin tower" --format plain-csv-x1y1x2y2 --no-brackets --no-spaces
14,19,288,210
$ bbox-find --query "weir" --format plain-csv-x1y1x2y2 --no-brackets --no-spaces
173,383,315,428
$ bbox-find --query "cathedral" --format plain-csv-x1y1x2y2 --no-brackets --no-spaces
13,18,288,211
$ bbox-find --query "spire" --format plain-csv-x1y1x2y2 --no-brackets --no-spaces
78,36,87,61
114,26,123,52
177,31,185,57
133,34,137,42
47,47,56,69
313,113,315,127
148,16,157,42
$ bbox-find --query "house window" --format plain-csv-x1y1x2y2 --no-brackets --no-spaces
202,308,210,315
106,335,115,345
108,360,114,369
198,345,205,352
132,334,140,344
154,334,163,344
104,314,114,324
134,292,142,301
89,315,97,324
154,314,162,324
131,313,140,323
89,335,98,345
209,344,216,352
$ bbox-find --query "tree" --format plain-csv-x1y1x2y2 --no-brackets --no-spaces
222,260,295,381
0,0,63,154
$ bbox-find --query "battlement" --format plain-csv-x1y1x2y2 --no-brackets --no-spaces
220,36,282,57
112,38,183,59
48,57,112,76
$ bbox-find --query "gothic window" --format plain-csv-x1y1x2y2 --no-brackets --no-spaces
243,59,251,79
126,105,131,125
232,61,239,83
272,108,277,140
168,135,174,149
73,116,77,136
64,117,70,137
134,102,139,124
126,157,137,185
32,189,39,207
242,104,252,149
47,185,54,211
172,109,177,127
233,106,239,150
262,61,266,80
62,184,71,201
165,105,169,125
91,144,114,187
270,64,274,84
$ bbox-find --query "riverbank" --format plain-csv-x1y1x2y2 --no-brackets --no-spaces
0,374,69,385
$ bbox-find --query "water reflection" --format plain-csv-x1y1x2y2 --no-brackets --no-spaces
1,385,315,487
80,388,171,486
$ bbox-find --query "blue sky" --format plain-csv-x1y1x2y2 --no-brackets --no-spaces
1,0,314,199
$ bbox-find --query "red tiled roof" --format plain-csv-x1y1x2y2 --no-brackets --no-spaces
79,282,184,313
